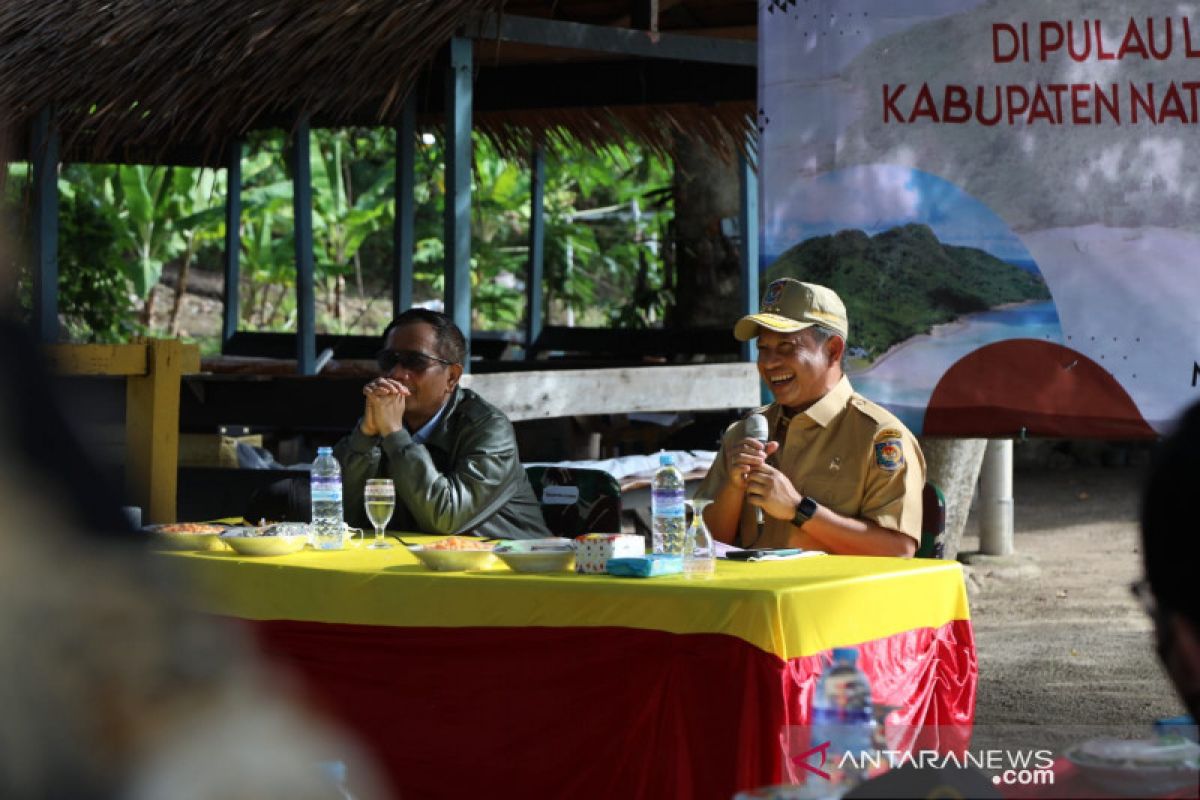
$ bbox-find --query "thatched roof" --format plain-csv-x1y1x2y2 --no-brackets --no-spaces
0,0,755,165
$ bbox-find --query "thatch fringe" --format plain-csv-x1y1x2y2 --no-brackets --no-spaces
0,0,501,164
472,102,756,164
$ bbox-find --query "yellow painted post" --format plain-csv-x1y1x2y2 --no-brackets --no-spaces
124,340,200,523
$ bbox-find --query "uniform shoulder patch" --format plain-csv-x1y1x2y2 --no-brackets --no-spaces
873,429,905,471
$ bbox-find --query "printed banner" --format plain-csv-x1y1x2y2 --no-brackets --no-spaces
759,0,1200,436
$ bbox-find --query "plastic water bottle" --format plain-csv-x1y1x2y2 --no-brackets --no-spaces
651,453,686,555
310,447,344,550
683,502,716,578
810,648,875,790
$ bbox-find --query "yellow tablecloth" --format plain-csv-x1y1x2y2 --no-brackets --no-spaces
162,535,970,660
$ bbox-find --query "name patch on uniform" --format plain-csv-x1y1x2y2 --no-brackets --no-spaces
874,430,905,471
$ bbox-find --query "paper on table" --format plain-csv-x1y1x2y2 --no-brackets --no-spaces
713,540,825,561
750,550,824,561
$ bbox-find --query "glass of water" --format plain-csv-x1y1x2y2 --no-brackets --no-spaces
364,479,395,550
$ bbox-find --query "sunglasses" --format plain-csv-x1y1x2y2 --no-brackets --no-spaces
375,348,455,373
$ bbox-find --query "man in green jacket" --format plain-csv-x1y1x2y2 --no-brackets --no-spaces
334,309,550,540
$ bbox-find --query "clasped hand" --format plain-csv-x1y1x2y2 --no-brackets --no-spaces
360,378,410,437
727,436,802,522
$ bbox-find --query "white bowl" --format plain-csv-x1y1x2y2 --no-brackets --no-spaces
221,527,308,557
146,523,228,551
408,545,498,572
493,540,576,574
1066,738,1200,796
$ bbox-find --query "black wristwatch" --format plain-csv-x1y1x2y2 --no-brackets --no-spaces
792,496,819,528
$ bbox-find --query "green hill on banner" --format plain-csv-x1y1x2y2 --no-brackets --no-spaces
765,224,1051,360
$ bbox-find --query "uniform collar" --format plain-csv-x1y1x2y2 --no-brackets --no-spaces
797,375,854,428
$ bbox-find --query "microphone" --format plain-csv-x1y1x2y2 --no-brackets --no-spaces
744,413,769,526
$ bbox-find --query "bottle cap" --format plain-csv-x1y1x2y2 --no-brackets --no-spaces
318,446,333,455
832,647,858,664
659,453,674,466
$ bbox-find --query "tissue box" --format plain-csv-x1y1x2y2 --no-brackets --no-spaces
574,533,645,574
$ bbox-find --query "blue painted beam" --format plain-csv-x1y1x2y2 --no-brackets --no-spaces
524,142,545,358
291,118,316,375
221,140,242,349
30,107,59,343
444,36,473,367
738,143,759,364
393,98,416,317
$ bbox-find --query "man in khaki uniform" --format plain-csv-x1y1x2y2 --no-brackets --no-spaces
697,279,924,557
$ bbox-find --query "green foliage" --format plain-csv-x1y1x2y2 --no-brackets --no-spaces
4,128,675,345
766,223,1051,359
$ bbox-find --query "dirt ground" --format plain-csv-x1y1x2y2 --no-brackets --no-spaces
961,463,1187,733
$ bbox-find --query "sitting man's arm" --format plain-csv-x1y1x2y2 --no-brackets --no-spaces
745,434,923,557
746,462,916,557
379,413,526,536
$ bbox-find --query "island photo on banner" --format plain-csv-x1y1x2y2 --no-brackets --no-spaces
760,0,1200,436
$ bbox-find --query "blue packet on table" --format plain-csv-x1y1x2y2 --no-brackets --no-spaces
606,555,683,578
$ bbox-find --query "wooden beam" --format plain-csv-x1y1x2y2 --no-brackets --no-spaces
468,13,756,66
31,107,59,343
44,344,148,376
291,117,316,375
470,60,754,111
393,98,416,316
222,139,242,349
444,37,473,365
460,363,760,421
524,142,545,356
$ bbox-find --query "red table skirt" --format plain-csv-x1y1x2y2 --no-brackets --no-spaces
243,618,976,800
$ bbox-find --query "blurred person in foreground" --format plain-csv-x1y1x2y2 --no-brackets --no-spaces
334,307,550,539
0,237,380,798
1139,399,1200,721
696,279,924,557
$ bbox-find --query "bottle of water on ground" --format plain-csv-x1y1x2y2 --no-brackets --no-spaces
311,447,345,550
810,647,875,790
651,453,686,555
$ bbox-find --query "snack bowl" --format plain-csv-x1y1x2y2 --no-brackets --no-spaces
405,542,494,573
493,538,576,573
145,522,228,551
221,525,308,557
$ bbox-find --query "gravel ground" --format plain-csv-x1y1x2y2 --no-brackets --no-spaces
961,465,1187,738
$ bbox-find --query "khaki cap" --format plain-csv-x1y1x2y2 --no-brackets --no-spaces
734,278,849,341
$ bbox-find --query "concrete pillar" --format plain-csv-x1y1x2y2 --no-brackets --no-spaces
979,439,1014,555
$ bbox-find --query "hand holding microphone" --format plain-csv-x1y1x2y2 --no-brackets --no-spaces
744,413,770,525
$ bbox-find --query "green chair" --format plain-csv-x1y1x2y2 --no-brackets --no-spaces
917,481,946,559
524,466,622,538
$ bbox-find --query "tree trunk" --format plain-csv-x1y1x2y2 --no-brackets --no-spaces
919,437,987,561
168,232,199,337
667,135,743,328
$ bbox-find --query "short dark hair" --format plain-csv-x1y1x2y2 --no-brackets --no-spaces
382,309,466,365
1141,400,1200,626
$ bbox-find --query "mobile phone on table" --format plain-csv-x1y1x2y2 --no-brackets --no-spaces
725,548,803,560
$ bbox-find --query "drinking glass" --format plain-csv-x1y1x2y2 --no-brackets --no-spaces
364,479,395,549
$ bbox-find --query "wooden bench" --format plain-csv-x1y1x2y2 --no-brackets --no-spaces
45,340,200,523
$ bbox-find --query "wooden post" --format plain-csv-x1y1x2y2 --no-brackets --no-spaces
524,141,545,357
31,107,60,343
292,117,316,375
222,140,243,349
444,36,473,366
393,99,416,316
738,143,759,364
